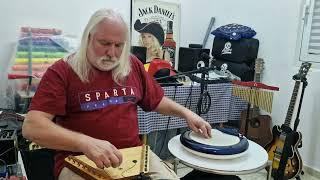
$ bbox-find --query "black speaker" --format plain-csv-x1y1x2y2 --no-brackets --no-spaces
20,149,55,180
131,46,147,64
0,129,17,165
178,47,210,72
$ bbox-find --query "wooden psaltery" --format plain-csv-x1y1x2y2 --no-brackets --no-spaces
64,145,150,180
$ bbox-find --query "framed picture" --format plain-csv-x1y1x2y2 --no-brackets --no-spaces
131,0,180,68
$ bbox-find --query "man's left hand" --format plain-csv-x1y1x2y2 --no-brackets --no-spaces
185,112,212,138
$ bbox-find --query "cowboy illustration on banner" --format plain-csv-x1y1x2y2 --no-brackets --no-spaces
131,0,180,68
134,19,170,63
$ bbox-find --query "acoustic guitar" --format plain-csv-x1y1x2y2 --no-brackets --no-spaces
239,58,273,148
267,62,311,179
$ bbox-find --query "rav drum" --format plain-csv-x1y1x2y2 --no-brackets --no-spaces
180,127,249,159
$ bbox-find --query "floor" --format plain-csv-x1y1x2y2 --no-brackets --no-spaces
174,162,320,180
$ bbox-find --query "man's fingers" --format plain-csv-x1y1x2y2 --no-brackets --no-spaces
206,123,212,137
109,153,121,168
113,150,123,165
198,123,212,138
200,126,209,138
94,159,105,169
110,145,123,165
101,155,111,168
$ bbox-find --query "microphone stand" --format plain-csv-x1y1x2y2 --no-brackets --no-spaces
196,71,211,116
154,67,215,82
155,67,214,136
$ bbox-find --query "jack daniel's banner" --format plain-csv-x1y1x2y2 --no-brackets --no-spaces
131,0,180,68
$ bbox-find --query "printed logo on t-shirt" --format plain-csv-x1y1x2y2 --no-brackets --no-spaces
79,87,137,111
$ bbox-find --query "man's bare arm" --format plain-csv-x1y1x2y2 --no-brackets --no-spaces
22,110,122,168
154,96,212,138
22,110,87,152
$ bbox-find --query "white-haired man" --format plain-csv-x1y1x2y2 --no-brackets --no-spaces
22,9,211,180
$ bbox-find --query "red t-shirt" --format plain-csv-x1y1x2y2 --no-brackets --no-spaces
28,55,164,177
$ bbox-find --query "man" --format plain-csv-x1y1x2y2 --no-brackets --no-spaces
22,9,211,180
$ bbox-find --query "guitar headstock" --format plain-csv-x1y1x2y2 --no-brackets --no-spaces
294,62,312,80
255,58,264,74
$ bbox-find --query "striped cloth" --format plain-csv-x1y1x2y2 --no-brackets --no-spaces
138,83,247,134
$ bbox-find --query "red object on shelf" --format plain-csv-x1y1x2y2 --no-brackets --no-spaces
232,80,279,91
147,59,176,77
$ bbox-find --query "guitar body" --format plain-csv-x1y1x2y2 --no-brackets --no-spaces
239,58,273,148
267,125,303,179
240,109,272,148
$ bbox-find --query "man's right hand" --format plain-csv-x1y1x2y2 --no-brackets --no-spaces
79,136,123,169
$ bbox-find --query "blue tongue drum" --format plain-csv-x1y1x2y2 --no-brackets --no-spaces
180,127,249,156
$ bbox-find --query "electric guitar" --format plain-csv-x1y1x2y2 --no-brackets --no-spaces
239,58,273,148
267,62,311,179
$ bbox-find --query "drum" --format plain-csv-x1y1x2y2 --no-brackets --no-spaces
180,127,249,159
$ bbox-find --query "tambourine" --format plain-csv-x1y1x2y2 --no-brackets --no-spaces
180,127,249,159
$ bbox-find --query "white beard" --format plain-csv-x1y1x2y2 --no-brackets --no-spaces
95,56,120,71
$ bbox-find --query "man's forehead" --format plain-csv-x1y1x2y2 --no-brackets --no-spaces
92,18,127,41
97,18,126,31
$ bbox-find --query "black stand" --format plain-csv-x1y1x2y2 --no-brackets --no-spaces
275,130,294,180
243,86,254,137
196,72,211,116
243,102,251,137
293,77,307,180
293,77,308,132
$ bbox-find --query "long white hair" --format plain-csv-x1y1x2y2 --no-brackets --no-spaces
65,9,131,84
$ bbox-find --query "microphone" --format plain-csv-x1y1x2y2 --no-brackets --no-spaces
199,52,216,69
200,52,211,61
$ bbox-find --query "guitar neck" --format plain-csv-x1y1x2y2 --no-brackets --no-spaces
284,81,301,127
252,71,261,115
255,73,261,83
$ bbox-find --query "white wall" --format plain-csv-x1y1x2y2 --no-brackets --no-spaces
0,0,319,172
0,0,130,108
183,0,320,171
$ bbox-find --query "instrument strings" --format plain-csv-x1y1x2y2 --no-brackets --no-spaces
121,160,137,178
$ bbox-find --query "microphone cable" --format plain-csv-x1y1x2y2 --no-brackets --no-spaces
196,74,212,116
159,83,178,157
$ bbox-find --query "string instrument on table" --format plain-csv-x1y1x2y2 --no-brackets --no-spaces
239,58,273,148
267,62,311,179
64,145,150,180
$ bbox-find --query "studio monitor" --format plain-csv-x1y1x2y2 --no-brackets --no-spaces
178,47,210,72
131,46,147,64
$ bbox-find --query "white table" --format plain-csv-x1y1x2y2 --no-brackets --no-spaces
168,135,271,179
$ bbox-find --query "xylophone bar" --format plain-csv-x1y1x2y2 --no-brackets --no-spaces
8,73,42,79
232,86,275,113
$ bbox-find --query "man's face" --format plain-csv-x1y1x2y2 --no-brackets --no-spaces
87,18,127,71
